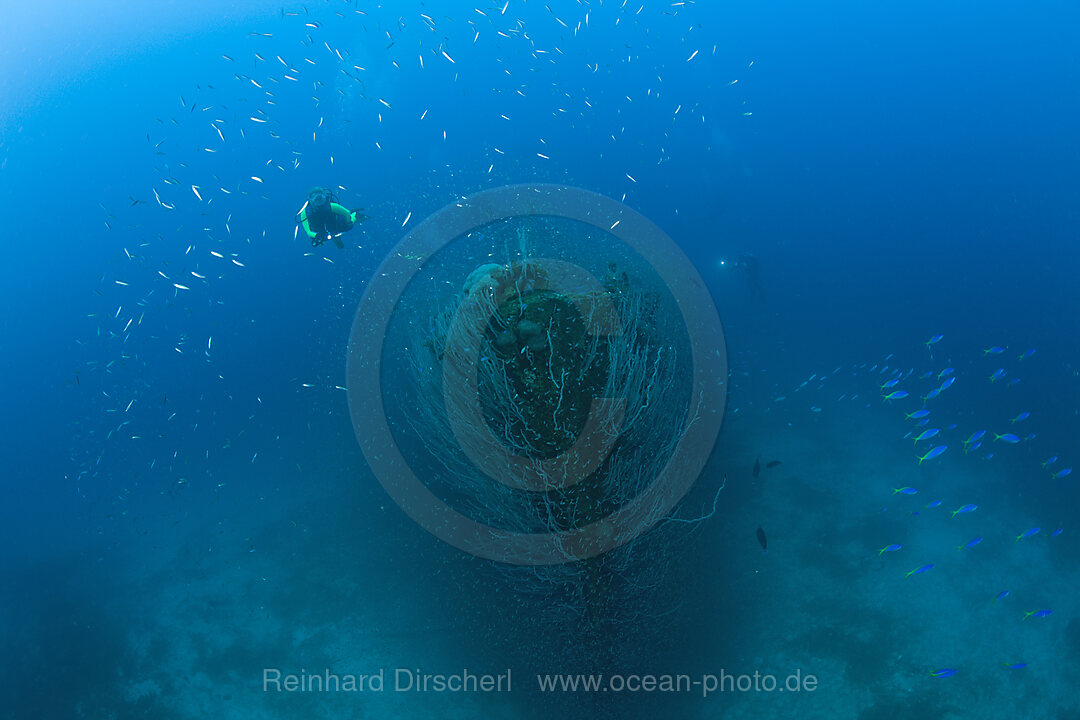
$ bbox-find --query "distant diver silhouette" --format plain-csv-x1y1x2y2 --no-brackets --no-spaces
732,252,765,303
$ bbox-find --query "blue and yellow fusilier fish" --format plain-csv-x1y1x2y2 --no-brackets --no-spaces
959,535,984,552
918,445,947,465
913,429,939,446
906,563,934,578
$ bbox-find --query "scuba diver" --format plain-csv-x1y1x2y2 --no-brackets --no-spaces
296,187,368,249
726,252,765,303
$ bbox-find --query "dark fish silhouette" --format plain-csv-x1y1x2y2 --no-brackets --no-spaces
752,459,761,478
766,460,782,468
756,526,767,553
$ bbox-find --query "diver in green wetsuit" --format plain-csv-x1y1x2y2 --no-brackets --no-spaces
297,187,368,249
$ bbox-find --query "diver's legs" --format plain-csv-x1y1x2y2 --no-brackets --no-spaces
744,277,764,303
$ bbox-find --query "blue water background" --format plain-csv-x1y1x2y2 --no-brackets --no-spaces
2,1,1079,717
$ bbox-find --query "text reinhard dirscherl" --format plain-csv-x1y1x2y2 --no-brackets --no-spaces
263,668,511,693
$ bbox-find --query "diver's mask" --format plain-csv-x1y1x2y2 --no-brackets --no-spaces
309,188,332,210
